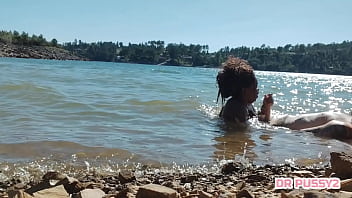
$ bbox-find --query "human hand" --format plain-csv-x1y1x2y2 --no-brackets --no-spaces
263,94,274,106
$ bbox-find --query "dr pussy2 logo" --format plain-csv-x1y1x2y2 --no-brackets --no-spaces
275,178,340,189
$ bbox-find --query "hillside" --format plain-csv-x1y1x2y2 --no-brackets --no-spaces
0,41,84,61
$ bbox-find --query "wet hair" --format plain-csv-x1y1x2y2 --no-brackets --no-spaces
216,57,257,104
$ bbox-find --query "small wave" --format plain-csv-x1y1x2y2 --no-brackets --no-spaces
0,83,51,93
198,104,220,119
0,140,136,162
0,83,64,104
53,101,90,109
151,68,181,75
126,99,174,106
74,110,121,118
125,99,182,114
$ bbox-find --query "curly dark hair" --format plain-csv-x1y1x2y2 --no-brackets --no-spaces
216,57,257,104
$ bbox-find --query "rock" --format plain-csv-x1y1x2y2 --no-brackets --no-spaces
118,171,136,184
25,181,51,195
42,171,84,193
161,181,183,192
13,183,27,190
136,184,178,198
236,188,254,198
341,179,352,192
7,189,34,198
291,170,314,177
199,190,213,198
245,174,267,182
183,183,192,190
82,182,105,189
221,162,242,174
102,195,116,198
77,189,106,198
33,185,69,198
303,191,338,198
42,172,67,181
137,178,152,185
235,181,246,191
56,176,84,194
181,175,198,183
330,152,352,179
115,184,139,198
126,184,139,194
324,168,333,177
338,191,352,198
281,190,303,198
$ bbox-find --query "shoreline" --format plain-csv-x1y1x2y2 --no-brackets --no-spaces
0,42,85,61
1,152,352,198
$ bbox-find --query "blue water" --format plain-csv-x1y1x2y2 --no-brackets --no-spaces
0,57,352,176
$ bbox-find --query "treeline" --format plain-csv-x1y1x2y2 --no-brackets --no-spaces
1,30,352,75
0,30,58,47
63,40,352,75
63,40,211,66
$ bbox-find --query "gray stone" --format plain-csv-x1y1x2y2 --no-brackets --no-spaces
25,181,51,195
235,181,246,191
236,188,254,198
7,189,34,198
118,171,136,184
33,185,69,198
341,179,352,192
136,184,178,198
291,170,314,177
78,189,106,198
181,175,198,183
303,191,338,198
330,152,352,179
42,172,67,181
199,190,213,198
221,162,242,174
56,176,84,194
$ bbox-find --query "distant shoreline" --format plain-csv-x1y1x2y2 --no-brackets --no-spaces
1,41,352,77
0,41,85,61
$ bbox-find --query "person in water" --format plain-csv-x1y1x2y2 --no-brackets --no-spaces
216,57,352,139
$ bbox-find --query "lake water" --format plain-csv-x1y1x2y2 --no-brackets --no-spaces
0,57,352,178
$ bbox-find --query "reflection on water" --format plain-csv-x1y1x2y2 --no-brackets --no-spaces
211,116,352,166
212,121,256,160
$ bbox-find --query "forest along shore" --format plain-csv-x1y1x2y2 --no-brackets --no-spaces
0,41,84,61
2,152,352,198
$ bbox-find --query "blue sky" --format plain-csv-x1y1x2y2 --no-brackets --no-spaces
1,0,351,51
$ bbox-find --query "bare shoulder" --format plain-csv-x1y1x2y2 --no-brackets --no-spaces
221,99,247,122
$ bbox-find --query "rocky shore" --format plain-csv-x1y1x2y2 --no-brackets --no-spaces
1,152,352,198
0,42,84,61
